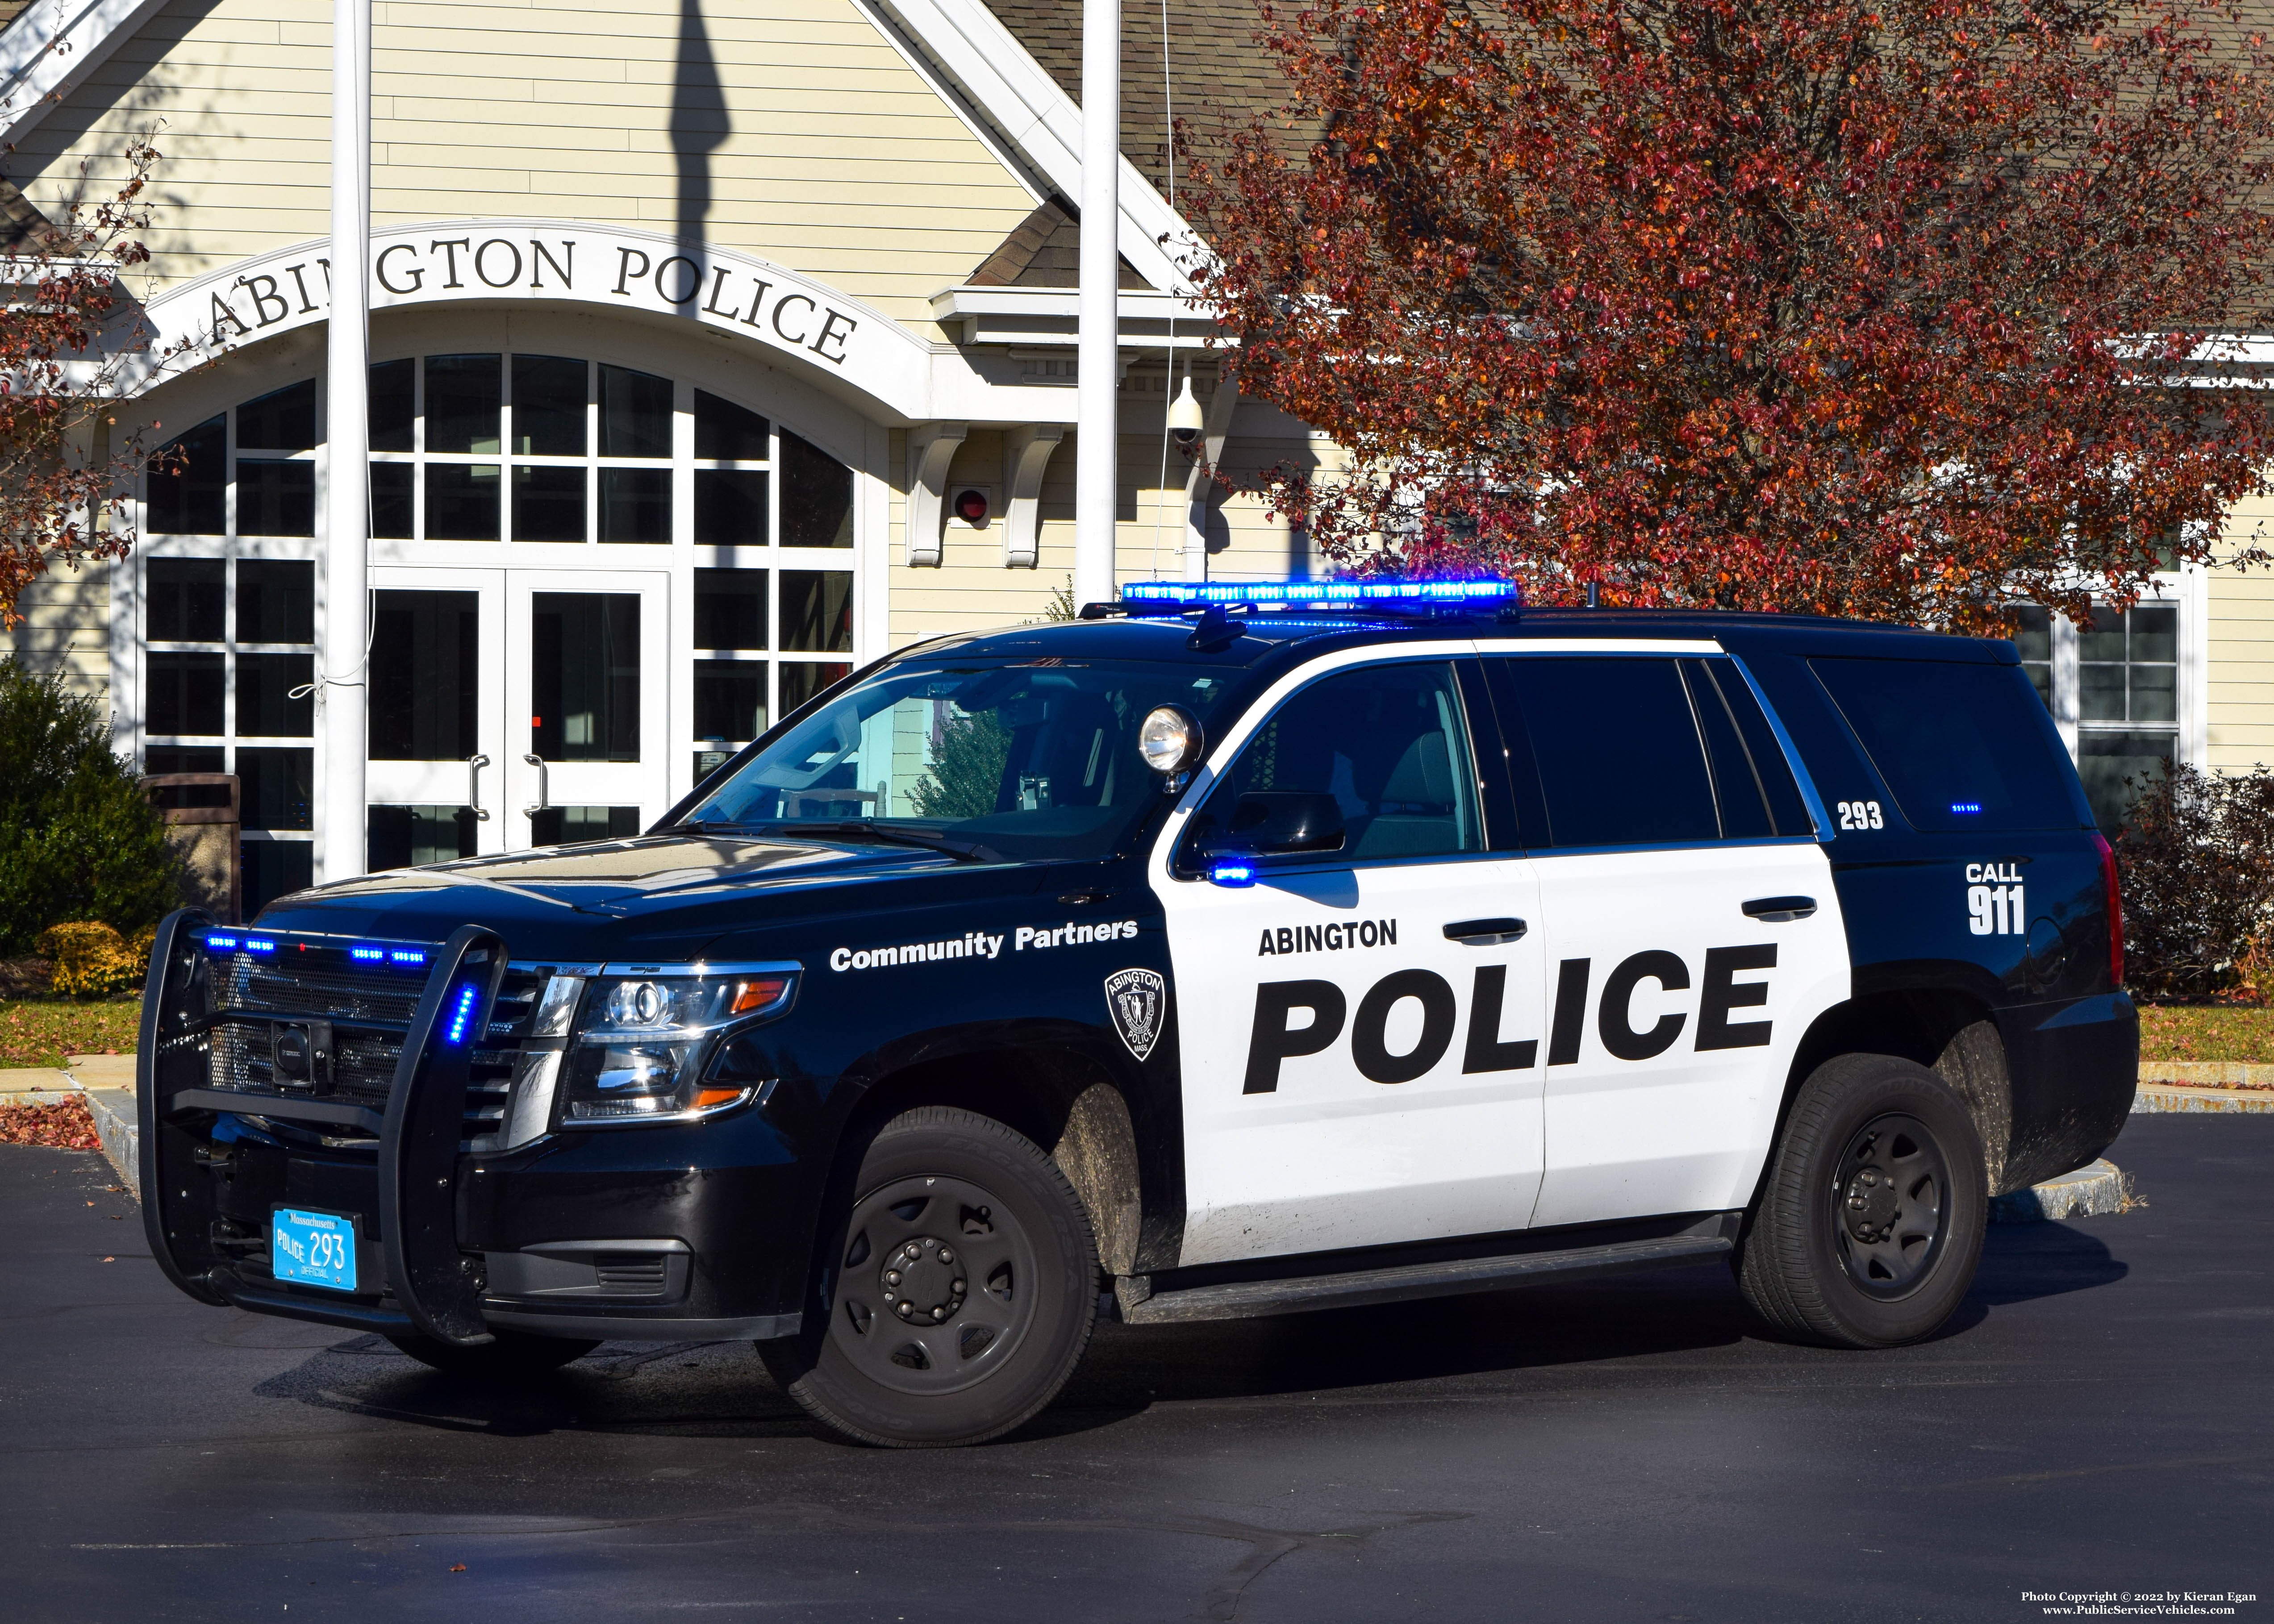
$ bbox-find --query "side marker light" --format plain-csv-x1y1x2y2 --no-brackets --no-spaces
1208,862,1257,888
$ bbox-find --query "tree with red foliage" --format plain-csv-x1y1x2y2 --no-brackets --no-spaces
0,131,175,625
1187,0,2274,625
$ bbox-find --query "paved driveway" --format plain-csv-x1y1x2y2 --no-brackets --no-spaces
3,1116,2267,1623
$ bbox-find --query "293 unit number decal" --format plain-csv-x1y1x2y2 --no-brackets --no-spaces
1836,800,1885,831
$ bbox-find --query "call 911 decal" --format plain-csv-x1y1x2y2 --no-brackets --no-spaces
1965,861,2026,936
1241,945,1778,1094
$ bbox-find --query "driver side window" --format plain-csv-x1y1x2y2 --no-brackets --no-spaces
1187,660,1483,867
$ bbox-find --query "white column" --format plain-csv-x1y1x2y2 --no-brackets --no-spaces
1073,0,1119,611
321,0,371,882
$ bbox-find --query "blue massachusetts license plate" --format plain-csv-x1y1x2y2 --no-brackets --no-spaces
271,1207,359,1292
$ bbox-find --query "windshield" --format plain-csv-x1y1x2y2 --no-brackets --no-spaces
677,658,1239,861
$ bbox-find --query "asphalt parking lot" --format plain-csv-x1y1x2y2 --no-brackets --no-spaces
3,1116,2267,1624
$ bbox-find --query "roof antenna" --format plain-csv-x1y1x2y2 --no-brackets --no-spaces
1585,580,1601,609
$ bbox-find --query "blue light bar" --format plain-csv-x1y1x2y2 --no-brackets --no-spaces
1121,579,1518,610
244,937,278,954
350,945,385,962
203,933,240,952
389,949,427,966
1208,861,1258,888
1951,802,1982,815
442,982,482,1046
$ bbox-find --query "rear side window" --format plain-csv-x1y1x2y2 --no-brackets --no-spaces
1494,656,1720,847
1811,656,2082,833
1682,659,1813,838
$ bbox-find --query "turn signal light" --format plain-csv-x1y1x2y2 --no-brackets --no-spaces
729,976,791,1015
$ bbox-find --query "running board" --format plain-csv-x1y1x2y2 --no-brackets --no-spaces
1116,1227,1737,1325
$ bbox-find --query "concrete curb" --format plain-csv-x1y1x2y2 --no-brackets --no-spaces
1990,1159,2128,1224
2132,1083,2274,1114
2138,1060,2274,1089
78,1087,138,1199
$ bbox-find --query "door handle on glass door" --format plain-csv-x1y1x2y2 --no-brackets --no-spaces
1444,918,1528,945
465,754,490,821
1742,896,1817,921
522,753,548,820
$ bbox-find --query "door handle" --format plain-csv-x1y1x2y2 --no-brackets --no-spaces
1444,917,1528,945
465,754,490,821
522,753,549,819
1743,895,1817,922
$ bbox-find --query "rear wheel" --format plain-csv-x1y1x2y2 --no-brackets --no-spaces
758,1106,1097,1447
1736,1053,1987,1348
384,1328,600,1375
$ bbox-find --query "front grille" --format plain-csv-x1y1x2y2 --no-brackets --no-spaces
197,936,549,1145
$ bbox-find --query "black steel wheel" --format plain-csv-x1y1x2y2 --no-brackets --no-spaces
1828,1112,1951,1299
757,1106,1097,1447
384,1328,600,1375
1735,1053,1986,1349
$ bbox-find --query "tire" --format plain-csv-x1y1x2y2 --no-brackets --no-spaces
757,1106,1098,1448
385,1328,601,1375
1735,1052,1988,1349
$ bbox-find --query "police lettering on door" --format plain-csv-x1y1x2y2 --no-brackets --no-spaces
1241,940,1780,1094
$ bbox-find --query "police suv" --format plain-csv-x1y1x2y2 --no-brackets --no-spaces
137,580,2136,1447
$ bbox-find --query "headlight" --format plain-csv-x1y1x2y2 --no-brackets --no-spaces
557,963,795,1125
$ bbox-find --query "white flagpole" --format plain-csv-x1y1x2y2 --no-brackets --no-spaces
321,0,371,883
1074,0,1119,611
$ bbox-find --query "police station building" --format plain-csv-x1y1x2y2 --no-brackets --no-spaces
1,0,2270,913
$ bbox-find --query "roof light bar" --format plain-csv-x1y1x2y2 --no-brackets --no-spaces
1121,579,1518,610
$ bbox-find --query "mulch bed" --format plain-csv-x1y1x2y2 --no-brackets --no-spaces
0,1095,102,1150
0,958,54,999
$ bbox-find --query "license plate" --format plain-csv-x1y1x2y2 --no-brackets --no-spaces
271,1208,359,1292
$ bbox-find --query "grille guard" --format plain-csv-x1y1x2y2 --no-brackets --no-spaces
138,909,510,1346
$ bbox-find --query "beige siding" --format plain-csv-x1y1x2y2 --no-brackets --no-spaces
8,0,1042,328
2208,491,2274,772
6,558,114,705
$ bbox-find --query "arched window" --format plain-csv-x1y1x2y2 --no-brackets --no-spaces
140,355,860,904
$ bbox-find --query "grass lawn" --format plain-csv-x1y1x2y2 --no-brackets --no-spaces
2137,1003,2274,1066
0,997,141,1069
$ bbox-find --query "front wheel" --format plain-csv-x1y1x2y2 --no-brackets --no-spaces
758,1106,1098,1447
1735,1052,1987,1349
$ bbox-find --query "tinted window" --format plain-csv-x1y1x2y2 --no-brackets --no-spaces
1684,659,1813,838
1194,661,1481,864
1811,656,2082,832
1495,656,1717,847
686,659,1237,863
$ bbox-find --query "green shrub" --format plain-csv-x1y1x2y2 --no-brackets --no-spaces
0,659,181,955
2114,760,2274,1002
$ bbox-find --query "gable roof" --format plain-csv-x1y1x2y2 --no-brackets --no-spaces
978,0,1311,200
966,195,1148,287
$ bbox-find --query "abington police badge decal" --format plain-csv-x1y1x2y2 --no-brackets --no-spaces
1104,968,1167,1062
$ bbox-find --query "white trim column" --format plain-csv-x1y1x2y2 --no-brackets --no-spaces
1073,0,1119,611
319,0,371,882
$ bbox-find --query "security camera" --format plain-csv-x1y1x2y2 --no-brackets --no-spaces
1168,374,1205,447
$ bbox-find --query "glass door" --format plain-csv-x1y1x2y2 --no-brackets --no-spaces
366,567,506,868
507,570,671,846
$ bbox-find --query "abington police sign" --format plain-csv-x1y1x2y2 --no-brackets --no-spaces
119,218,933,415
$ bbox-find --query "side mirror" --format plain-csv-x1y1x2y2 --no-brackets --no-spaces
1211,791,1347,858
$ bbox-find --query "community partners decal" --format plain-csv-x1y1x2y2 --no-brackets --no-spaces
2024,1593,2256,1616
830,919,1139,973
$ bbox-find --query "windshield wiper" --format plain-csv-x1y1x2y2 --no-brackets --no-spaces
679,817,998,862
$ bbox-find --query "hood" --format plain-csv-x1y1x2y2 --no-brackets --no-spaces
250,833,983,963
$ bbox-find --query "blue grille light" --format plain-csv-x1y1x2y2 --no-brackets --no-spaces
203,933,240,952
350,945,385,962
244,938,278,954
389,949,427,966
1121,579,1518,610
442,982,482,1046
1208,861,1259,888
1951,802,1983,815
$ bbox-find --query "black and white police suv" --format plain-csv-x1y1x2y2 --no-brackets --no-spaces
137,579,2136,1446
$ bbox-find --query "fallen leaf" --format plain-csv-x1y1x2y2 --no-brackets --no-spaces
449,1564,467,1574
101,1256,114,1262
